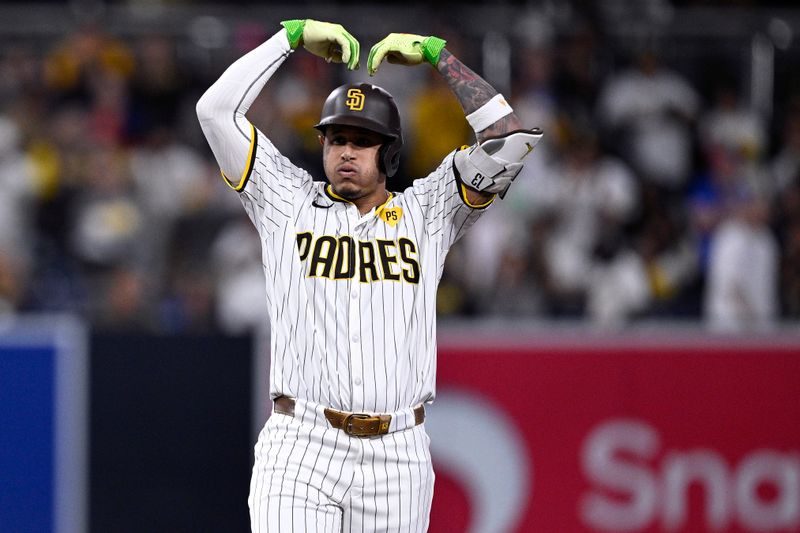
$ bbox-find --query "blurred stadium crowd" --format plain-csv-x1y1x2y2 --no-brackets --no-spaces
0,3,799,334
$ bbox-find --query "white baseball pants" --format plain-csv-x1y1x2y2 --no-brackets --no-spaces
249,411,435,532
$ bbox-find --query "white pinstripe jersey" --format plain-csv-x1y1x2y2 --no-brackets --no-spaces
231,129,491,415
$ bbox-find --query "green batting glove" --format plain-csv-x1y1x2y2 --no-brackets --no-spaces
281,19,360,70
367,33,447,76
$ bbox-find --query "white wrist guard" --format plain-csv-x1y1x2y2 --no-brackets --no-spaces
454,128,543,198
465,94,514,132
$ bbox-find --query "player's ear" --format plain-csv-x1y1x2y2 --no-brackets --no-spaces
318,134,325,146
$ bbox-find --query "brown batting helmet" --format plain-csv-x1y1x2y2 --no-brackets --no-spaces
314,83,403,177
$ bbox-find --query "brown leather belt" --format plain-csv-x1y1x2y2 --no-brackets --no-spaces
273,396,425,438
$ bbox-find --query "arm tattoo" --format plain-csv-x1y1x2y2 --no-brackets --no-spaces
436,49,522,142
437,49,496,115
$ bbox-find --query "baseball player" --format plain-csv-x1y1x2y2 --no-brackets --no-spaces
196,19,541,532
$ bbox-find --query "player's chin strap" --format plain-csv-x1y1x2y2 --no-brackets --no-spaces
454,128,543,199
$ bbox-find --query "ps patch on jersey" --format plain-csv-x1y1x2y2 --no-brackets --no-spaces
379,206,403,227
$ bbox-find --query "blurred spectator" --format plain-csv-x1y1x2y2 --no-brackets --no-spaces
43,23,134,109
436,245,477,318
160,266,215,334
485,218,550,317
692,76,783,330
513,43,557,144
0,251,24,314
210,217,268,334
699,78,767,161
688,134,773,269
597,49,699,191
0,116,37,267
93,266,154,331
586,248,651,329
511,39,558,188
69,144,142,270
772,104,800,318
535,123,640,321
406,70,472,179
127,34,193,142
689,107,778,330
129,126,214,290
778,201,800,318
0,114,39,314
771,100,800,193
490,248,540,316
553,23,608,130
22,105,93,314
704,187,779,331
633,198,699,317
0,45,41,108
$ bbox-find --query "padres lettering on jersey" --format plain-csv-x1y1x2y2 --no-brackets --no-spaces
296,232,420,283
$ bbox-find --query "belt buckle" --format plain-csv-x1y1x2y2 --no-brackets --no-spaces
343,413,375,437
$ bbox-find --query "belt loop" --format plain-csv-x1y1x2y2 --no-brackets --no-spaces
273,395,295,417
414,404,425,426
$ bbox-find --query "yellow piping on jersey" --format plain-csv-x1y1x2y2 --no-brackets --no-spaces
373,192,395,218
221,122,257,192
325,185,395,214
324,184,351,203
459,182,495,209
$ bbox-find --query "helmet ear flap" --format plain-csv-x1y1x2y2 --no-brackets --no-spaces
378,144,388,176
379,141,402,177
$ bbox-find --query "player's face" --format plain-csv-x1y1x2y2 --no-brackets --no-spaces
321,126,386,201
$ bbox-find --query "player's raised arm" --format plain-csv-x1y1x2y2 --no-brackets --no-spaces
368,33,542,202
196,19,360,188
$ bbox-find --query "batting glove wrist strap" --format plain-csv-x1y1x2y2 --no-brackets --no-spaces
281,19,360,70
367,33,447,76
281,19,305,49
420,36,447,67
454,129,543,198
